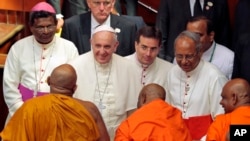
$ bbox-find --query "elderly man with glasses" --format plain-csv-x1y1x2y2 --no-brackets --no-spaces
61,0,136,57
166,30,228,141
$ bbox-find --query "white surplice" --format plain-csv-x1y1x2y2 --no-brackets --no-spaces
3,35,79,116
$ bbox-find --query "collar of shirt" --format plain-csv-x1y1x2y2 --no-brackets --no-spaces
179,59,204,77
134,53,152,69
91,14,111,35
190,0,205,16
33,35,56,49
202,41,216,62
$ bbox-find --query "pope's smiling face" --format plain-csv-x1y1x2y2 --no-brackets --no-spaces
91,31,119,64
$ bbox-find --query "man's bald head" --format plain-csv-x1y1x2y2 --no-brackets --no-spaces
137,83,166,108
47,64,77,96
220,78,250,113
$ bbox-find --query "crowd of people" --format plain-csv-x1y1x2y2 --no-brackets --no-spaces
1,0,250,141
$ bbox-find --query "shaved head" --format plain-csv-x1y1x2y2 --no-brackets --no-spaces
137,83,166,108
220,78,250,113
48,64,77,96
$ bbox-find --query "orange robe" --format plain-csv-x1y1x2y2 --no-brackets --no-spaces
206,106,250,141
0,94,100,141
115,99,192,141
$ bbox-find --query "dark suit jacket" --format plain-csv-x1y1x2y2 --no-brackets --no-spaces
121,15,146,30
47,0,88,19
232,33,250,83
156,0,230,62
61,12,136,56
232,0,250,51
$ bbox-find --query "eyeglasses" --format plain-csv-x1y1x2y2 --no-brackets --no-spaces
175,53,197,61
34,25,56,33
92,1,112,7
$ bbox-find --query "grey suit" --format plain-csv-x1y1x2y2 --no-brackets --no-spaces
156,0,230,62
61,12,136,56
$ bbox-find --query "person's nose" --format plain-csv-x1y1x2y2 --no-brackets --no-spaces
43,27,49,33
219,99,223,105
99,47,106,54
99,3,105,10
181,57,188,64
146,49,151,56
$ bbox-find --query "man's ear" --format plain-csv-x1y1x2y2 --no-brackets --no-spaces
29,25,34,35
232,93,238,105
140,93,147,106
209,31,215,42
47,77,51,85
86,0,91,8
135,41,139,51
72,84,77,93
114,41,119,52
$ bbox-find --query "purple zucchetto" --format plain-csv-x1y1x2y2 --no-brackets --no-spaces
31,2,56,14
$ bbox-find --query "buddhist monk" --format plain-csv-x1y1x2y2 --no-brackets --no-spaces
206,78,250,141
48,64,110,141
0,64,110,141
115,83,192,141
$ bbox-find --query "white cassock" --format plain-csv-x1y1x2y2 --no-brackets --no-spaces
3,35,79,116
166,59,228,140
202,41,234,79
126,53,173,91
69,51,141,140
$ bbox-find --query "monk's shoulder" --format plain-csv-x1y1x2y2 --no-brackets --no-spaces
75,99,99,121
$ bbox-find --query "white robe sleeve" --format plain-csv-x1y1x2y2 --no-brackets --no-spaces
3,45,24,116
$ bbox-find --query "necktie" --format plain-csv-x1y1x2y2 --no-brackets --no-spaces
194,0,203,16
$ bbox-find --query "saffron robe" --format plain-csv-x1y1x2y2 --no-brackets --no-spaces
206,106,250,141
115,99,192,141
0,94,99,141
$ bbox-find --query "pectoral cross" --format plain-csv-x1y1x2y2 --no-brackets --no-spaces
98,101,106,110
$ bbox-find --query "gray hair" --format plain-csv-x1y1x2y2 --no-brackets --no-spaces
174,30,202,53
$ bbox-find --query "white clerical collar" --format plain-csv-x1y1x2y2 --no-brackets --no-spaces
134,53,151,69
33,35,56,49
91,14,111,35
202,41,216,62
